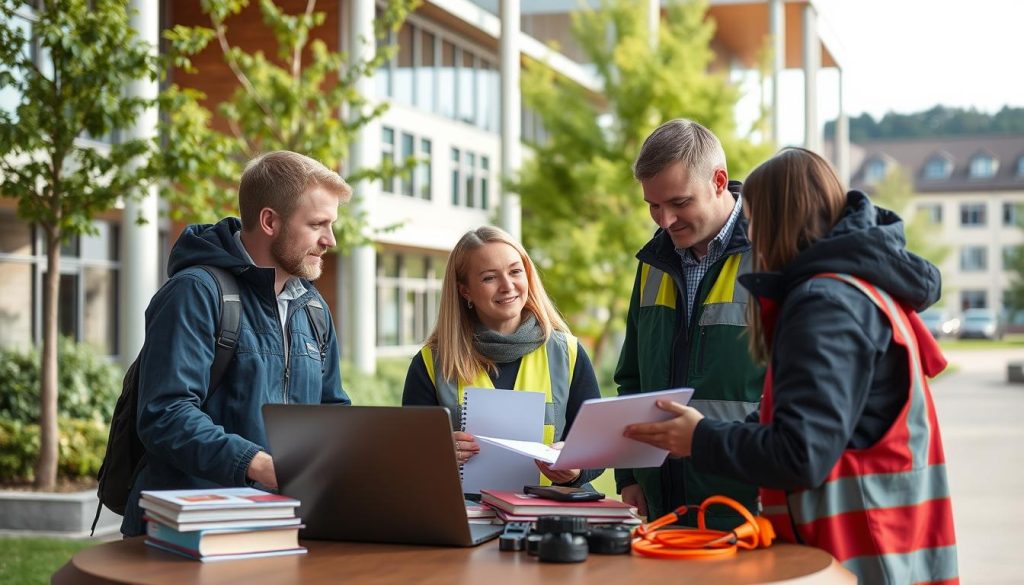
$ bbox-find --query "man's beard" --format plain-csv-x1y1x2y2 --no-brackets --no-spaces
271,231,325,281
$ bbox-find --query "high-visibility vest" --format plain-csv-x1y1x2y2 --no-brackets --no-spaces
759,273,958,584
421,331,577,448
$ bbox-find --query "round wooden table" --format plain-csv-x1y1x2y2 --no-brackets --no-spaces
53,537,855,584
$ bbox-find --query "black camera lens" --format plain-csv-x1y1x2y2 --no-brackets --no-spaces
587,525,632,555
535,515,589,563
535,515,589,536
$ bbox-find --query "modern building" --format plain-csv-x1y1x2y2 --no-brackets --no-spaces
846,134,1024,320
0,0,844,370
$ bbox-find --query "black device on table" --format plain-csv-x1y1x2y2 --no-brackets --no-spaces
523,485,605,502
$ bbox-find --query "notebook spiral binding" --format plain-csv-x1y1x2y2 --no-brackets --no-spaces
458,393,470,480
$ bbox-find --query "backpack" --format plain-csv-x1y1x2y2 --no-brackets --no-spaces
90,265,330,534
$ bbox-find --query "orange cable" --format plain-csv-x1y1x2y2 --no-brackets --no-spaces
631,495,776,559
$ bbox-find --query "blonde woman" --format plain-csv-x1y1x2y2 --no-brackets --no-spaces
625,148,958,584
402,226,602,487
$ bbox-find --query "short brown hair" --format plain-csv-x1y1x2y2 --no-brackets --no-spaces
633,119,727,182
238,151,352,230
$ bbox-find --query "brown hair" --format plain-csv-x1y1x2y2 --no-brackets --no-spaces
633,118,727,182
744,147,847,362
426,226,569,384
238,151,352,230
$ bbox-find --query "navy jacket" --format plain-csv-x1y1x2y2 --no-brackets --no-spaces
692,191,941,491
121,218,349,536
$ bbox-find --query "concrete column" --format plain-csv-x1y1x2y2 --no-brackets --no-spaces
120,0,161,367
347,0,379,374
500,0,522,241
835,69,850,186
769,0,784,145
648,0,659,48
802,2,820,152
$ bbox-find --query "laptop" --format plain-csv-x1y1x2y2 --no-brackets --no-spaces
263,404,504,547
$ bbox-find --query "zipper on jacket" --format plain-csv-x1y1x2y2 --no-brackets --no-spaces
283,364,290,404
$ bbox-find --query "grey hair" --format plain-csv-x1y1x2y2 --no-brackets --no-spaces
633,119,727,181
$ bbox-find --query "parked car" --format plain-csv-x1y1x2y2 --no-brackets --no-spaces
958,308,1004,340
919,308,960,339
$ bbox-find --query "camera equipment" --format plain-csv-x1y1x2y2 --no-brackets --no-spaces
499,522,532,552
536,516,589,563
587,525,633,555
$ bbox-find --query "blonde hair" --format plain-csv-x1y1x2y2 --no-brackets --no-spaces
238,151,353,230
633,118,727,182
427,226,570,383
744,147,847,362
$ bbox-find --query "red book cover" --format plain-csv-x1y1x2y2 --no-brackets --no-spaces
480,490,636,517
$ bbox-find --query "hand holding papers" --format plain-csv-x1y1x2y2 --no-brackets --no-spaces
477,388,694,470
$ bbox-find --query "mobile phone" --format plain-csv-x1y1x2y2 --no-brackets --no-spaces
523,485,605,502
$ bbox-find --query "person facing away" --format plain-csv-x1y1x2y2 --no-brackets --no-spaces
121,151,352,537
624,148,959,584
615,119,764,529
402,226,603,488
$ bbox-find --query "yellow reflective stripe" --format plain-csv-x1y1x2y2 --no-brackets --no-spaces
655,271,676,308
640,263,651,299
422,347,436,386
457,368,494,410
566,334,578,385
705,254,741,305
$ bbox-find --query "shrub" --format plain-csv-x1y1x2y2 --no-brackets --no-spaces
0,417,107,482
0,337,122,423
341,357,412,406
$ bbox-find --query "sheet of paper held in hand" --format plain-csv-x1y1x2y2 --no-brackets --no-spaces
475,387,695,470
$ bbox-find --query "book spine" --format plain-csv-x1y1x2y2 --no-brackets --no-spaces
147,521,202,552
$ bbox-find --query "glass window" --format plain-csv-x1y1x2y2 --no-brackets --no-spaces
376,253,400,346
480,156,490,209
961,290,987,311
0,262,32,348
923,157,951,180
969,154,998,179
381,127,395,193
959,246,987,272
864,159,887,183
83,267,117,355
1003,245,1020,270
400,132,415,197
394,23,414,105
451,148,461,206
1017,156,1024,177
418,138,432,200
960,203,987,226
457,49,475,125
416,30,435,113
476,61,493,130
1003,202,1020,227
465,152,476,208
918,203,942,225
374,27,393,99
439,41,456,119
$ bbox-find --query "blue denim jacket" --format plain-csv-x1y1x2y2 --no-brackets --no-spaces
121,218,349,536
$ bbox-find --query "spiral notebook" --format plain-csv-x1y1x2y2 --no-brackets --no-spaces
459,387,545,495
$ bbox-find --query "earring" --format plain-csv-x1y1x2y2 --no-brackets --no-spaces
467,299,474,309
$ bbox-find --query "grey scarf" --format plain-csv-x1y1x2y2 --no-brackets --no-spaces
473,312,545,364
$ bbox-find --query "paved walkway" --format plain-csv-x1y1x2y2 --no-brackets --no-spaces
932,348,1024,584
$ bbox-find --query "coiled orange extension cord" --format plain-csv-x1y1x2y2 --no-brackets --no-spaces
631,495,776,559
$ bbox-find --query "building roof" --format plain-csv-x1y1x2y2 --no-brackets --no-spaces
848,134,1024,193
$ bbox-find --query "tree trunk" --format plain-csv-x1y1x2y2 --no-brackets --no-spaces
34,227,61,490
590,298,622,370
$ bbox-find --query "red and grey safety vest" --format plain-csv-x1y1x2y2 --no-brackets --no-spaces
759,273,959,584
420,330,577,447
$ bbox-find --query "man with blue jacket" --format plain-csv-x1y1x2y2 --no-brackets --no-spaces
121,151,352,536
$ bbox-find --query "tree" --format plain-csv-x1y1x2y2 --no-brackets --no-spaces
155,0,417,249
514,0,771,365
0,0,158,489
870,166,950,270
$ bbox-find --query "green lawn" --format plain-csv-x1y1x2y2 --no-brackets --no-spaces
0,537,96,585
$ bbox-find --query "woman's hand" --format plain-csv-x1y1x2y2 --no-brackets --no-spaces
623,400,704,457
453,431,480,464
535,442,580,485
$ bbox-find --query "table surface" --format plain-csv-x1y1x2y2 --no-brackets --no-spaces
53,537,856,585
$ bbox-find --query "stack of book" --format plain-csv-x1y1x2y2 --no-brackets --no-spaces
480,489,640,524
464,498,499,524
140,487,306,562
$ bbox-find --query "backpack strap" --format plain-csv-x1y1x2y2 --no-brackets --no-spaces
304,298,330,365
199,265,241,398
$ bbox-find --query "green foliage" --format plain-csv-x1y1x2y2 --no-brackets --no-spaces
154,0,418,250
341,358,411,406
0,417,108,481
0,537,94,585
515,0,771,365
0,338,121,424
825,105,1024,141
870,166,950,269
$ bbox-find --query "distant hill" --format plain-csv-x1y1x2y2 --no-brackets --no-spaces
824,105,1024,141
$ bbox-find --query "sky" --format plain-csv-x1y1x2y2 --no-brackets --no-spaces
751,0,1024,145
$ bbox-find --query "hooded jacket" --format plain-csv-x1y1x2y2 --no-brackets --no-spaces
121,218,348,536
691,191,942,490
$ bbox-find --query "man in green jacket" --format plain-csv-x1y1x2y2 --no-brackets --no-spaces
615,119,764,530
